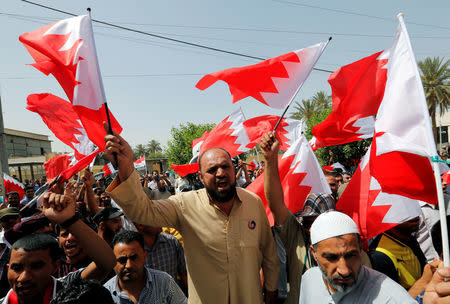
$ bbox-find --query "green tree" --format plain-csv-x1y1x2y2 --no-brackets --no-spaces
290,99,318,122
311,90,332,110
166,122,215,165
146,139,162,154
418,57,450,142
133,144,147,160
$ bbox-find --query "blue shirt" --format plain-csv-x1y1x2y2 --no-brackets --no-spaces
144,233,187,281
104,267,187,304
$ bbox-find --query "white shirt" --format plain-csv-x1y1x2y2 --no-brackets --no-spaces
299,265,416,304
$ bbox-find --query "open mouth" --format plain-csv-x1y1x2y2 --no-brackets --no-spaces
16,285,35,295
64,243,79,255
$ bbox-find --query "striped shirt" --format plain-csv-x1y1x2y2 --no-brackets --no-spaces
144,233,187,280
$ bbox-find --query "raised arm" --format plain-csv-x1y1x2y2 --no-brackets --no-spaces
103,122,182,229
81,168,101,214
42,182,115,281
260,132,289,226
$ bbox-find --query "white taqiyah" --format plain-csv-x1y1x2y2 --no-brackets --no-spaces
310,211,360,245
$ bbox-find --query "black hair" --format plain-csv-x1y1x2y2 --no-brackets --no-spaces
24,185,34,191
12,233,62,261
51,278,114,304
431,216,450,256
330,171,343,178
111,230,144,249
198,147,232,171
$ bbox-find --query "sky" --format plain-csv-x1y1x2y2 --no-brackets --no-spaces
1,0,449,154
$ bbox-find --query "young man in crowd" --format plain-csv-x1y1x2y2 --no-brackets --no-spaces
104,230,186,304
19,186,34,206
93,207,124,246
1,182,115,304
104,125,279,304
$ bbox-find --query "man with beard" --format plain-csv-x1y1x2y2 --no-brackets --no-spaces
93,207,123,245
103,125,279,304
299,211,416,303
104,230,186,304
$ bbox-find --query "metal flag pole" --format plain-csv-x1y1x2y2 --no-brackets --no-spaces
273,37,333,131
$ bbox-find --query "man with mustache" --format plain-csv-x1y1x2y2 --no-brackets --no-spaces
104,230,186,304
103,125,279,304
299,211,417,303
1,182,116,304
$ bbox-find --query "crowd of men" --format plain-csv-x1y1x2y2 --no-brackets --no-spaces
0,129,448,303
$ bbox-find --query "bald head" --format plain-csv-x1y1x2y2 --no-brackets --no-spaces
198,148,232,172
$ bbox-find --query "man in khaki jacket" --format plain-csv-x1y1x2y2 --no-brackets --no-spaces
103,125,279,304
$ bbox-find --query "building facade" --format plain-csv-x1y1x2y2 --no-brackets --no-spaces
4,128,52,182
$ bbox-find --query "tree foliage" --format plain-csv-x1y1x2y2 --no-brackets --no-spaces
290,91,370,169
132,140,165,161
418,57,450,142
166,122,215,165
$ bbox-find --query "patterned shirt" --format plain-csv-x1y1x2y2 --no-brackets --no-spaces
104,267,187,304
145,233,186,281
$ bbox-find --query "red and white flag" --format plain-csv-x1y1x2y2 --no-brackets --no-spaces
19,14,122,150
196,42,328,109
322,162,346,173
27,93,95,159
337,15,439,239
247,132,330,225
337,147,424,239
44,153,73,180
171,163,199,178
191,130,210,162
310,51,388,150
199,108,251,158
371,15,437,205
243,115,301,151
102,162,117,177
3,173,25,200
134,156,146,171
59,150,100,182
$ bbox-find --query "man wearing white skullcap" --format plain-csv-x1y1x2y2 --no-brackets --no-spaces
299,211,417,303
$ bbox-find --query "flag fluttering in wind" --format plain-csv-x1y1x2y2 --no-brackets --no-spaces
199,108,251,158
336,147,423,239
310,51,389,150
171,163,199,178
337,14,439,240
196,42,328,109
27,93,95,160
190,131,210,163
3,173,25,200
134,156,147,171
247,132,330,225
44,153,73,180
102,162,117,177
243,115,301,151
19,14,121,150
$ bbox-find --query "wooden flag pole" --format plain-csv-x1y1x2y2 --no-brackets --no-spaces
273,37,332,131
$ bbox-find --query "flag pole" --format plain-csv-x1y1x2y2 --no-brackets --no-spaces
397,12,449,267
87,7,119,169
273,37,332,131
